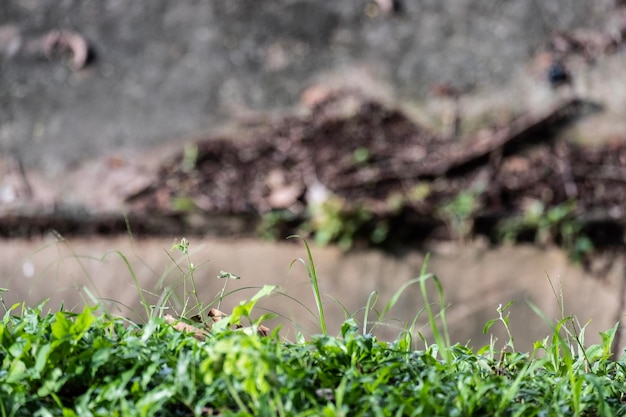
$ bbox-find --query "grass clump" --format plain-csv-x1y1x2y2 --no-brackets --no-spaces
1,240,626,416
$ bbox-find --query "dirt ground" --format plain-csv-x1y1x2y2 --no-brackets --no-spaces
119,89,626,258
2,85,626,265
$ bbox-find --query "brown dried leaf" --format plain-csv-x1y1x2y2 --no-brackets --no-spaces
164,314,209,341
208,308,226,322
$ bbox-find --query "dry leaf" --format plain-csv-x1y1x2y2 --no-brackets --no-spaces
164,314,209,341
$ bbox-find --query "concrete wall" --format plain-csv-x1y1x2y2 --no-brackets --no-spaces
1,1,615,177
2,235,623,354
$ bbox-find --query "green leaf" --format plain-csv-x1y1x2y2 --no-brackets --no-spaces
210,316,231,334
36,368,64,397
483,319,496,335
498,300,515,312
141,319,160,343
250,285,277,302
51,312,72,341
229,285,277,325
34,343,52,376
5,359,27,383
230,301,254,325
71,308,95,342
171,237,190,255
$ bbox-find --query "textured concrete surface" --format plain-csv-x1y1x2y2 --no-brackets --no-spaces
2,1,626,219
2,235,623,353
0,0,618,177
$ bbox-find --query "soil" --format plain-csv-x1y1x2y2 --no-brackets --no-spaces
121,89,626,253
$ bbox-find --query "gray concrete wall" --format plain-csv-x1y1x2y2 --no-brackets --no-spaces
1,1,615,177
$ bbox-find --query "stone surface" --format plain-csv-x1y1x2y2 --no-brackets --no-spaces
2,235,623,353
2,0,626,221
0,0,619,178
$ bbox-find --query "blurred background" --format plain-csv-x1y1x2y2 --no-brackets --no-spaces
2,0,626,353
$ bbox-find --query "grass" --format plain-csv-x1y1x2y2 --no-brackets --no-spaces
1,238,626,416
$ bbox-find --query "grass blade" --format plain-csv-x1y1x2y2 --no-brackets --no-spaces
288,236,327,335
419,254,451,363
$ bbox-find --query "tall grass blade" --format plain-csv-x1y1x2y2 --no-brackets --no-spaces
288,236,327,335
363,291,378,335
380,277,422,322
52,232,103,301
107,250,151,319
418,254,451,363
325,294,352,323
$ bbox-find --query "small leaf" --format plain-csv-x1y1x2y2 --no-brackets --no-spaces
483,319,496,335
34,343,52,376
51,312,72,340
6,359,27,383
498,300,515,312
141,319,160,343
250,285,277,302
71,308,95,342
171,237,190,255
218,271,240,280
210,317,231,334
230,301,254,325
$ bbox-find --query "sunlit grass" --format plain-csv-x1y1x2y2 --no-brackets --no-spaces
1,238,625,416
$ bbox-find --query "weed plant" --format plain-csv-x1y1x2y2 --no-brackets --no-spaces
1,239,626,416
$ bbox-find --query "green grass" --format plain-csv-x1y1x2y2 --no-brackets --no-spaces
1,239,626,416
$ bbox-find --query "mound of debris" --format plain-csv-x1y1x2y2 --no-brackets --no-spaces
2,88,623,254
123,89,624,252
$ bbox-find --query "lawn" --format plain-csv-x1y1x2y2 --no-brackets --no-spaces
1,239,625,416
